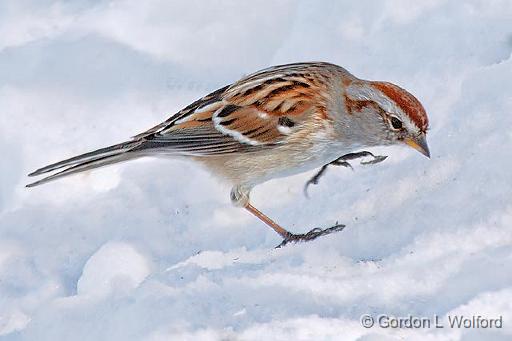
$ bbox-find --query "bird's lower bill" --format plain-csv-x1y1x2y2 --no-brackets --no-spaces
404,135,430,158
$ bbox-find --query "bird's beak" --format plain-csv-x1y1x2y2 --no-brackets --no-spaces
405,134,430,158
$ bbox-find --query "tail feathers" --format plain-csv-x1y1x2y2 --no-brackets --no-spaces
26,140,142,187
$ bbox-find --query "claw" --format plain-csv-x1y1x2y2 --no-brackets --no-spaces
303,151,387,197
303,164,329,198
361,155,387,165
330,160,354,170
276,222,346,248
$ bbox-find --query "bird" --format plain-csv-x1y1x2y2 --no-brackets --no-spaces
27,62,430,246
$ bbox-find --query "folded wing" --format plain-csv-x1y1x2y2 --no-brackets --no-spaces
141,62,331,155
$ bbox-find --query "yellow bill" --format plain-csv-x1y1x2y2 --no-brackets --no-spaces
405,134,430,158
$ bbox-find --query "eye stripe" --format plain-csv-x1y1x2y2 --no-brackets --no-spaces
372,82,429,132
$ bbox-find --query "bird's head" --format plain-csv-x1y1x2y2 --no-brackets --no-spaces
342,80,430,158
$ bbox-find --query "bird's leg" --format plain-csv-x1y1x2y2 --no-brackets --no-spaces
304,151,388,196
231,186,345,247
244,203,294,239
244,203,345,248
304,162,351,198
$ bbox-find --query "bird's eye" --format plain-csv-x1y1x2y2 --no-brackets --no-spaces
390,116,403,130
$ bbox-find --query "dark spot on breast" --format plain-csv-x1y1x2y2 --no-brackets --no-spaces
278,116,295,127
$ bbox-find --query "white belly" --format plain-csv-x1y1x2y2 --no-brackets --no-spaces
197,138,360,187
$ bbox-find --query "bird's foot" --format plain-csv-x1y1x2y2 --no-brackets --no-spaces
276,222,346,248
359,154,388,165
304,151,388,197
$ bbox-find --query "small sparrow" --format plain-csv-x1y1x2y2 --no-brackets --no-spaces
27,62,430,246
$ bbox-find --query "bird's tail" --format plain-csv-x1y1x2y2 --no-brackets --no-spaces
26,140,144,188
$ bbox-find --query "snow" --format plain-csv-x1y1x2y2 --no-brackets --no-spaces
76,242,151,298
1,0,512,340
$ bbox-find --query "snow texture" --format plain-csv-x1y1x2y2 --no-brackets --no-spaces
1,0,512,340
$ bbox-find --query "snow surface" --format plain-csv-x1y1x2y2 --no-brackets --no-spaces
1,0,512,340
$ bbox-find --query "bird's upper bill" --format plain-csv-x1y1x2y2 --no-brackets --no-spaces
405,134,430,158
